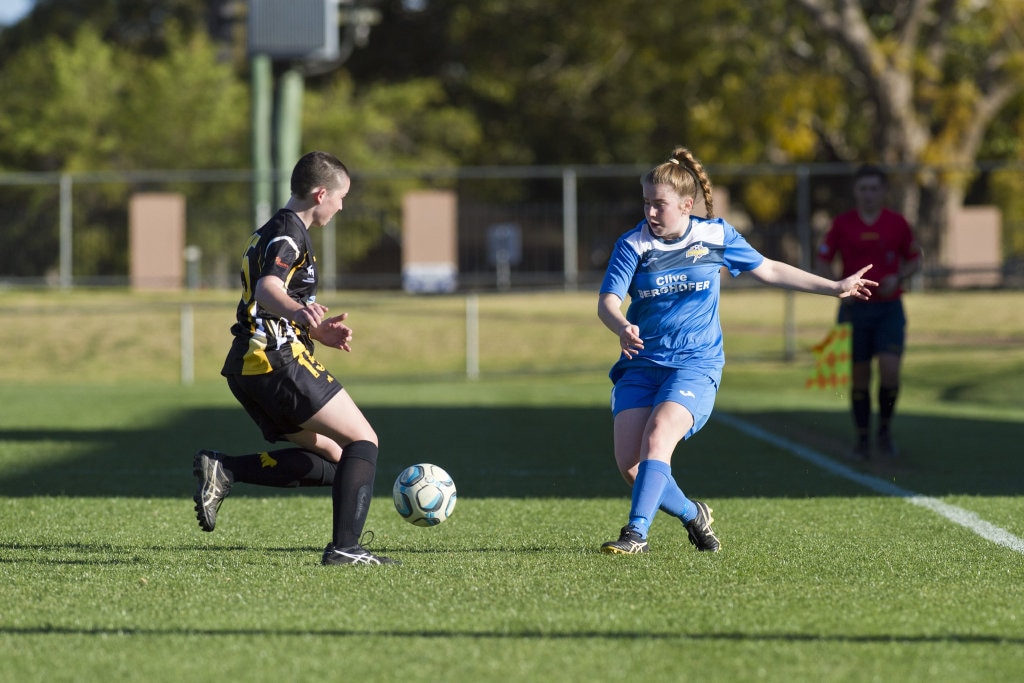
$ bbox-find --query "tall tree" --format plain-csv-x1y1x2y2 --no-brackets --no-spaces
791,0,1024,265
354,0,1024,259
0,23,250,278
0,0,215,60
302,73,481,268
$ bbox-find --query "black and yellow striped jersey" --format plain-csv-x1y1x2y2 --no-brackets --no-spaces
221,209,319,376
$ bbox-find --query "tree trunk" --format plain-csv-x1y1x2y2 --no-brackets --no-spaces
793,0,1024,283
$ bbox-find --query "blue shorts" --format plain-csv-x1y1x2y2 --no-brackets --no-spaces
838,300,906,363
610,365,719,440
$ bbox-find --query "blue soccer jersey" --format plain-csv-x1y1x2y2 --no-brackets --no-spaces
600,216,764,382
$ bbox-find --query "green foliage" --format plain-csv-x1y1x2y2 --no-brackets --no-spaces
119,24,248,170
120,24,251,267
981,94,1024,256
0,11,242,173
0,27,124,172
302,74,481,265
445,0,739,165
0,22,251,277
3,0,1024,274
989,168,1024,256
304,74,480,173
0,0,214,60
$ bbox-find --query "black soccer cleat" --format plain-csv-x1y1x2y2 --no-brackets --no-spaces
193,449,231,532
600,525,650,555
685,500,720,552
321,543,400,566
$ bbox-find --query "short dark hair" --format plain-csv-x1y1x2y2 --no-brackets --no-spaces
853,164,887,185
290,151,349,197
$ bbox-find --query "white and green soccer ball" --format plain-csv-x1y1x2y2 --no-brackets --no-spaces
393,463,457,527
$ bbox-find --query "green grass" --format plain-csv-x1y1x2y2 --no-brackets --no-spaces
1,288,1023,682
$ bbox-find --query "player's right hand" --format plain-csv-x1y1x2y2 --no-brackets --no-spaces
295,302,329,328
619,324,644,359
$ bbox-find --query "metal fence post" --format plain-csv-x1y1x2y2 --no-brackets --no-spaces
466,293,479,380
783,165,813,362
180,303,194,385
59,173,72,289
562,167,578,291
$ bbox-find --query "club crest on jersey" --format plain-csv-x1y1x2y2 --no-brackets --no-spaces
685,242,710,263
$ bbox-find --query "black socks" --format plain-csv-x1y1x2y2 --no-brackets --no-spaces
878,385,899,435
332,440,379,548
222,448,337,488
212,441,379,549
851,389,871,442
851,385,900,442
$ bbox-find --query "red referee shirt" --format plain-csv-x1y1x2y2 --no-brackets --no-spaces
818,208,920,302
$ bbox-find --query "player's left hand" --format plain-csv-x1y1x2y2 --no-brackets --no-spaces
838,265,878,300
309,312,354,351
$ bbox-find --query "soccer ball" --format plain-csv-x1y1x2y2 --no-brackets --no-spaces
393,463,457,527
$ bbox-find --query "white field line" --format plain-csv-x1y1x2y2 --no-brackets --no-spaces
714,412,1024,555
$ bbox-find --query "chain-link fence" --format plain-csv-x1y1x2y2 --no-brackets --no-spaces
2,163,1021,291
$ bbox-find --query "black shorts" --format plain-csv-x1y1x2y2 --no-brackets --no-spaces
224,350,343,443
838,299,906,363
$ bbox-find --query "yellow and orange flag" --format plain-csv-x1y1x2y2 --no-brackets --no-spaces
805,323,851,390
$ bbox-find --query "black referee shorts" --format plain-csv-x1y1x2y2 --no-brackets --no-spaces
838,299,906,362
225,351,344,443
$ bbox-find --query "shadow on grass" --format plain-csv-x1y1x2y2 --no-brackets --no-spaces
0,624,1019,645
0,405,1021,498
0,542,571,566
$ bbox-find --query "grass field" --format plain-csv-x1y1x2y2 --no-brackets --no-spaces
1,287,1023,682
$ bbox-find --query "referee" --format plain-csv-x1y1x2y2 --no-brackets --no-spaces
817,164,922,459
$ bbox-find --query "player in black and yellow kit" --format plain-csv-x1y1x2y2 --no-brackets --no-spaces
193,151,397,566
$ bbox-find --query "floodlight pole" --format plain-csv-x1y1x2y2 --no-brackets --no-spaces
248,1,381,289
249,58,303,225
275,68,305,208
251,54,273,227
250,57,304,225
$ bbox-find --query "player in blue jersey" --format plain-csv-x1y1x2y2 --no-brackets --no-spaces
599,147,877,555
192,151,397,566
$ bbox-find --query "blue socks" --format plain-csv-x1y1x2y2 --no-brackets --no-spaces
628,459,698,538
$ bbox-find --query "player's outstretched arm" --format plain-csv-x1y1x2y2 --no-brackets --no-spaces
748,259,877,300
